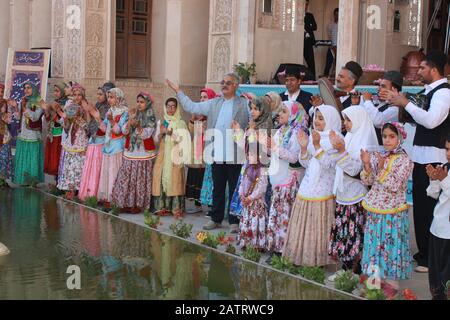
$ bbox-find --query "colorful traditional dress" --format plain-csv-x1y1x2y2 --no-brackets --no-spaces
97,88,128,203
112,92,157,212
267,101,308,253
0,107,13,179
78,83,114,201
151,99,190,215
57,114,89,191
238,165,269,250
360,128,414,280
328,106,379,271
44,83,67,176
283,105,342,267
13,83,44,185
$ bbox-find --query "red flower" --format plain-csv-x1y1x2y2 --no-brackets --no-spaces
402,289,417,300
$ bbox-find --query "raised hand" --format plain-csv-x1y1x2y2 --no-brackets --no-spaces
231,120,241,131
166,79,180,93
310,95,324,107
362,92,373,102
434,165,449,182
375,153,386,171
426,164,437,180
297,130,309,149
330,130,345,153
311,130,321,149
360,149,371,166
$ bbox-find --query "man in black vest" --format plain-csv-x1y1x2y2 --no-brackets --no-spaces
363,71,402,145
279,64,313,116
337,61,364,110
304,0,317,79
387,50,450,273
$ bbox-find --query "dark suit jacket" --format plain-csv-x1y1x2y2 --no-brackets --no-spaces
304,12,317,44
280,90,313,116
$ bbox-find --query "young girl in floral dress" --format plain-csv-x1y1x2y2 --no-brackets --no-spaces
111,92,157,213
56,84,89,193
233,96,272,248
91,88,129,206
360,122,414,292
266,101,308,256
283,105,343,267
78,82,115,201
327,106,379,280
0,100,13,180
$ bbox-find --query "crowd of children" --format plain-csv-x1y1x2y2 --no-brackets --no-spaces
0,73,448,300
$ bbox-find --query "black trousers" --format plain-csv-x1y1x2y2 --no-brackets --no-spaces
429,234,450,300
324,47,334,77
211,163,241,225
412,163,439,267
303,39,316,79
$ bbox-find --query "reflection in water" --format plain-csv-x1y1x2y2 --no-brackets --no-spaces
0,189,352,300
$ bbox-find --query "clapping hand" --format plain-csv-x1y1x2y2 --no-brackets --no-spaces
427,164,448,181
375,153,386,171
362,92,373,102
311,130,321,150
360,149,371,168
297,130,309,150
231,120,241,131
310,95,323,107
330,130,345,153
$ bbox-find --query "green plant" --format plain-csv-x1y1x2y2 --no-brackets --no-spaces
110,203,120,216
0,176,7,188
335,271,359,293
84,196,98,208
169,220,193,239
365,288,386,300
298,266,326,284
241,246,261,263
144,210,160,229
225,244,237,255
233,62,256,83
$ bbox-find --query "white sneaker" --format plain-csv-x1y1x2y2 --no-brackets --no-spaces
327,270,345,282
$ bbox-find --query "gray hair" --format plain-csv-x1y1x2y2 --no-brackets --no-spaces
224,73,240,84
344,68,359,85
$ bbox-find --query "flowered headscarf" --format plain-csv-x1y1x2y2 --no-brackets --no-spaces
380,122,408,156
279,101,309,148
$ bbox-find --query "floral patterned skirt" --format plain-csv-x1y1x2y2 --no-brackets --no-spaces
328,202,366,263
57,151,86,191
200,164,213,206
111,158,154,211
266,173,300,253
238,199,268,250
283,197,335,267
361,210,412,280
0,143,13,179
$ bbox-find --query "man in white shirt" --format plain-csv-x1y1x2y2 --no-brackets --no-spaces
362,71,402,145
387,50,450,273
426,136,450,300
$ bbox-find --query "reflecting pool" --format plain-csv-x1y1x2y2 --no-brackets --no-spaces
0,189,353,300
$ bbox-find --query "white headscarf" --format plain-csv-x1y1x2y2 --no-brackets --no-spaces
308,105,343,186
333,105,379,194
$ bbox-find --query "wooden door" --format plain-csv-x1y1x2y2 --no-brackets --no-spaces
116,0,152,79
427,0,450,52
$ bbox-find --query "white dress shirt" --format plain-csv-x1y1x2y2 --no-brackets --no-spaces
405,78,450,164
284,90,300,103
363,100,399,128
427,173,450,239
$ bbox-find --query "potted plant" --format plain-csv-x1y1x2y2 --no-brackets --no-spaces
233,62,257,84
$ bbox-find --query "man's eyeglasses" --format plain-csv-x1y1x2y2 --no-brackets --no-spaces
220,80,235,86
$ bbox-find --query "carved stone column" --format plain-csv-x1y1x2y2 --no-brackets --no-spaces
336,0,360,74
